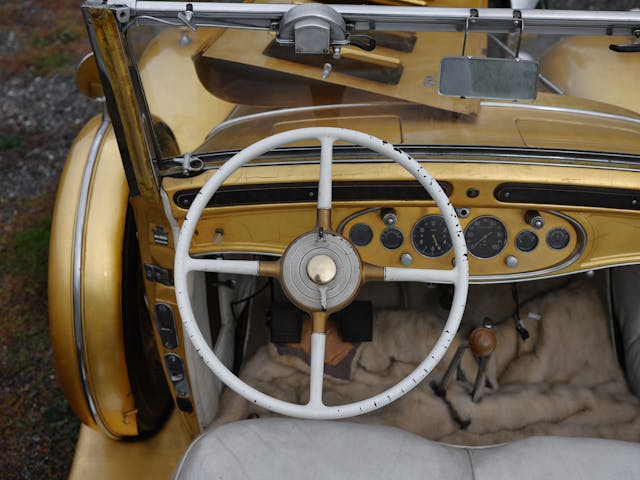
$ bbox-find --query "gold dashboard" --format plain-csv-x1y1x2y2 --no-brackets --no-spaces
161,160,640,283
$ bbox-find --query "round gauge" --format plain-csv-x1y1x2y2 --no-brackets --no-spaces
515,230,538,253
546,227,570,250
411,215,452,258
464,216,507,259
349,223,373,247
380,227,404,250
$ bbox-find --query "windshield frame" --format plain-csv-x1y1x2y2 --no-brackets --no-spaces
82,0,640,200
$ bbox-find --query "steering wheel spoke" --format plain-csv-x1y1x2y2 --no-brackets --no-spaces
258,259,281,278
308,331,327,407
362,263,385,283
184,257,260,276
384,266,459,284
317,136,335,211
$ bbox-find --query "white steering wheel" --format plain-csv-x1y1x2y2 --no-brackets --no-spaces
174,128,469,420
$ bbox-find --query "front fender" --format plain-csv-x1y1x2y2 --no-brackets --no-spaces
49,112,155,437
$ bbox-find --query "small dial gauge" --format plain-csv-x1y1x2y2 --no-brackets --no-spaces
546,227,570,250
411,215,452,258
380,227,404,250
515,230,538,253
464,216,507,259
349,223,373,247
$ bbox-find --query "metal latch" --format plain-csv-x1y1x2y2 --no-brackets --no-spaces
144,264,173,286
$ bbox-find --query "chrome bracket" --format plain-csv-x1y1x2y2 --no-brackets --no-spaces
461,9,525,57
177,4,198,32
174,152,204,176
114,5,130,24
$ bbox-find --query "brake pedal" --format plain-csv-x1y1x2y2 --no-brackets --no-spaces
268,304,303,343
334,301,373,343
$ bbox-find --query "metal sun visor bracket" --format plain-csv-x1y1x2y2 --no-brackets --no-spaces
275,3,349,57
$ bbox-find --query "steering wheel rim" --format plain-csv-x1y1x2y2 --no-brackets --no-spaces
174,127,469,420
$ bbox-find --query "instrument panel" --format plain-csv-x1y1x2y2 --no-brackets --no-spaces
163,161,640,283
341,206,582,280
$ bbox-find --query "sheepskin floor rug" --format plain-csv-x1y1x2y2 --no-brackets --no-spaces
213,280,640,445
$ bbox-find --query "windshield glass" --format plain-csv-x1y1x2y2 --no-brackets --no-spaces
123,4,640,165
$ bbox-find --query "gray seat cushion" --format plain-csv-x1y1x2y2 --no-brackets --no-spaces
174,419,640,479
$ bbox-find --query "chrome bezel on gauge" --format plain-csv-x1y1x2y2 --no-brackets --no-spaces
464,215,508,260
411,214,452,258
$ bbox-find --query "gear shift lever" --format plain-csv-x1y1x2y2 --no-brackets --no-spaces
469,323,497,402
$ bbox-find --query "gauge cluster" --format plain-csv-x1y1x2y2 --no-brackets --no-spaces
345,207,581,279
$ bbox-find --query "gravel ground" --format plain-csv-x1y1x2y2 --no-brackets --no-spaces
0,73,98,226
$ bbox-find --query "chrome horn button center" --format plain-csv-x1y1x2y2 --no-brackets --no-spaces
280,231,361,312
306,254,337,284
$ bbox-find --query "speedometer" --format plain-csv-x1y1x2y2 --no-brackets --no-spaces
411,215,452,258
464,216,507,259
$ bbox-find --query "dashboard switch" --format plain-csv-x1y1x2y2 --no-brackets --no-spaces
381,208,398,226
525,210,545,229
505,255,519,268
400,253,413,266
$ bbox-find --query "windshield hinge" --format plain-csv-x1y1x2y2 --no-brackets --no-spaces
173,153,204,176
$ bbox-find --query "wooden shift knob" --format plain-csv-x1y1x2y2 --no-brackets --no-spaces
468,327,497,358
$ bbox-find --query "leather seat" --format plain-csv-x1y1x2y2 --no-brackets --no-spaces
173,419,640,479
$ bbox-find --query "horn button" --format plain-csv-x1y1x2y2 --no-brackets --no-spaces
281,231,361,312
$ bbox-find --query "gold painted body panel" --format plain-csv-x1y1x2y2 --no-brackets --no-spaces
48,115,138,437
69,412,191,479
49,115,103,430
198,94,640,155
129,196,203,437
82,129,137,436
540,36,640,114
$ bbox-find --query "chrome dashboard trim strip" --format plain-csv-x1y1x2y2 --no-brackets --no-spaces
72,103,114,436
480,102,640,126
188,157,640,175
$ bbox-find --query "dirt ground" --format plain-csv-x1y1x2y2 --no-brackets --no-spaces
0,0,639,479
0,0,96,478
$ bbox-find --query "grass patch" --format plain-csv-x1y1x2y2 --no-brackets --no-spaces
0,2,89,76
0,193,79,480
0,217,51,277
0,134,25,151
35,51,76,75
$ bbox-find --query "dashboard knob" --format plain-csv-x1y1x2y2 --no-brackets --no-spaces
400,253,413,266
381,208,398,226
505,255,519,268
525,210,545,229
